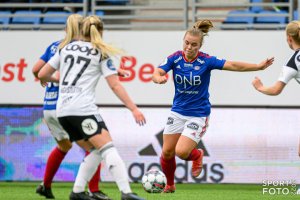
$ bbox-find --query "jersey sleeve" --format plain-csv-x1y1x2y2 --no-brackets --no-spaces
208,56,226,70
48,51,60,70
40,41,59,62
158,57,173,73
100,58,118,77
278,51,300,84
278,66,297,84
40,45,52,62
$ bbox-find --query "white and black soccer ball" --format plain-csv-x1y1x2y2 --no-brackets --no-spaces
141,169,167,193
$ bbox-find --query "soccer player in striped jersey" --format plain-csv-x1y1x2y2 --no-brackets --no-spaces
32,14,110,200
152,19,274,193
38,15,146,200
252,20,300,157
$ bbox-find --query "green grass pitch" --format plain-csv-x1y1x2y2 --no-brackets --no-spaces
0,182,298,200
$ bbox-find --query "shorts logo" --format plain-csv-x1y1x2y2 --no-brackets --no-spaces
187,122,199,131
81,118,98,135
167,117,174,125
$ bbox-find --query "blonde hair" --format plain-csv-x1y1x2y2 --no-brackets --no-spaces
286,20,300,45
81,15,123,58
59,14,84,49
185,19,214,46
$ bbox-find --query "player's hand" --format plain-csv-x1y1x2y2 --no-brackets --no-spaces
258,57,274,70
132,108,146,126
252,76,263,91
152,75,168,84
117,68,129,77
40,81,47,87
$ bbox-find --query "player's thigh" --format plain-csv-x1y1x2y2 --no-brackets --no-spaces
88,128,113,149
162,133,181,155
76,139,94,152
162,112,186,157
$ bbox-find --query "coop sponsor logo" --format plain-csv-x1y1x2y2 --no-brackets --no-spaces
128,130,224,183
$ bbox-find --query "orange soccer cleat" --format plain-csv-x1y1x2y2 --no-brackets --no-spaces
191,149,204,177
163,185,176,193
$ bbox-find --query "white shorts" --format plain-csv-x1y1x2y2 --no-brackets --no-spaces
163,111,209,143
43,110,69,141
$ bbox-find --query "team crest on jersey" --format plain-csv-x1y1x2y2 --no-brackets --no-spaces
187,122,199,130
81,118,98,135
194,66,200,70
106,59,116,70
50,45,57,54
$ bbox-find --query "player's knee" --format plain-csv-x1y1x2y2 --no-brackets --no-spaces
162,149,175,159
57,140,72,152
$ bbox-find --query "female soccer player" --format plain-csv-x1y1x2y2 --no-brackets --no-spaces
38,15,146,200
252,20,300,157
32,14,110,200
152,19,274,193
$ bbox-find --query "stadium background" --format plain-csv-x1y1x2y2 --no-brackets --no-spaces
0,0,300,185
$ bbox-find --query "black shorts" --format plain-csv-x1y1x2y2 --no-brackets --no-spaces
58,115,108,142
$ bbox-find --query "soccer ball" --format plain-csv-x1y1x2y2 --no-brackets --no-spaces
141,169,167,193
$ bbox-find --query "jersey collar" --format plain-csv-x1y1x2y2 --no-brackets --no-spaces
182,51,199,63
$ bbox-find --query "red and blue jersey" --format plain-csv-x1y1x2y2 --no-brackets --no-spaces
159,50,226,117
40,41,60,110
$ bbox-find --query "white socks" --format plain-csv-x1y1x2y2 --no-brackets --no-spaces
101,143,132,194
73,142,132,194
73,148,102,193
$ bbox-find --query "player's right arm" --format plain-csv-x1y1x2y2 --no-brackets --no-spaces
152,68,168,84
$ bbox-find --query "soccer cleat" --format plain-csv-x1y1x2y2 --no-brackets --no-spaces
69,191,96,200
121,192,145,200
90,190,112,200
191,149,204,177
163,185,176,193
36,183,55,199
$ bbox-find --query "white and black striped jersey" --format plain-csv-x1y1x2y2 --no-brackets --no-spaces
48,40,117,117
278,50,300,84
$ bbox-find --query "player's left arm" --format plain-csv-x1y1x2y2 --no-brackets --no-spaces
38,63,59,83
117,68,129,77
252,77,286,95
105,74,146,126
32,59,46,78
223,57,274,71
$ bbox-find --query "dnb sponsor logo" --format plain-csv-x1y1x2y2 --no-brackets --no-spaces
128,130,224,183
